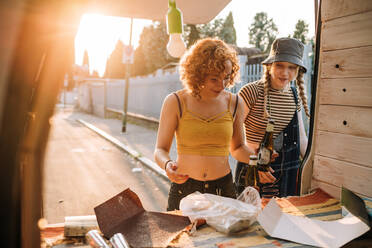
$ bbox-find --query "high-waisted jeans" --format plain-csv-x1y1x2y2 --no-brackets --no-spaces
167,172,237,211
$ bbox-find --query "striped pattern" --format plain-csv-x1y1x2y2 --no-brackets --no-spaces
239,80,301,143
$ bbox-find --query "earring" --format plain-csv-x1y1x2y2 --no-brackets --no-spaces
201,84,205,89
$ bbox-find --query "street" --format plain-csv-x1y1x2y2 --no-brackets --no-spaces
42,108,169,224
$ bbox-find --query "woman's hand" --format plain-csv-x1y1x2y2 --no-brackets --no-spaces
271,150,279,161
258,167,276,184
165,161,189,184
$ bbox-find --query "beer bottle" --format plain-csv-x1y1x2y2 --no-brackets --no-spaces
236,155,259,195
258,119,274,171
245,155,259,190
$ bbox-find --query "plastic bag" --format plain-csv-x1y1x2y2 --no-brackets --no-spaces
237,186,261,210
179,187,261,234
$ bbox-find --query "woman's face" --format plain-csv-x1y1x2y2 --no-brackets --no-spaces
269,61,298,90
202,60,232,96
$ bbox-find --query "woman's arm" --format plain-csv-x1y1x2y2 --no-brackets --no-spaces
298,109,308,158
230,95,255,163
154,93,189,183
231,94,276,183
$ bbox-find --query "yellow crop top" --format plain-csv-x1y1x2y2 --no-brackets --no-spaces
174,93,238,156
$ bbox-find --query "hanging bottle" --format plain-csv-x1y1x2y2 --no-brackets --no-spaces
258,119,274,171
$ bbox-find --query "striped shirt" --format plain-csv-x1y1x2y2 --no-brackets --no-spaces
239,80,301,143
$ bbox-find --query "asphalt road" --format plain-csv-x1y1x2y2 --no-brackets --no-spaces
42,108,169,224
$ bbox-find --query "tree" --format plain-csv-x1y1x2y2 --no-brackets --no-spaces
292,19,309,44
184,12,237,46
184,24,200,48
199,18,223,39
132,45,147,76
218,11,236,45
104,40,126,78
132,22,177,76
81,49,90,76
248,12,278,52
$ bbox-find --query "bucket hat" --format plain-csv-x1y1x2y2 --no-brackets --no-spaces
262,37,307,72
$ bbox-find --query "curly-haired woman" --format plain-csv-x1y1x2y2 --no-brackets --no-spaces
154,38,255,211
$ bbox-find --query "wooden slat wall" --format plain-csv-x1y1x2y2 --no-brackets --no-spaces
310,0,372,199
322,0,372,21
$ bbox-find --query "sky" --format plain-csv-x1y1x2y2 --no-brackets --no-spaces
75,0,315,76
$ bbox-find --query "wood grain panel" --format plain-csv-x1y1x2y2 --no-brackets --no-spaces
322,11,372,51
322,0,372,21
321,46,372,78
318,78,372,107
313,155,372,196
318,105,372,138
311,179,341,199
311,179,370,199
315,130,372,168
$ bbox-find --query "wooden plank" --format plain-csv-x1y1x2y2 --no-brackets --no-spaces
311,179,370,200
322,11,372,51
315,130,372,168
313,155,372,197
311,179,341,199
322,0,372,21
318,105,372,138
321,46,372,78
318,78,372,107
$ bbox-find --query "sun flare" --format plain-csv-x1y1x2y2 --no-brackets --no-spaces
75,14,151,77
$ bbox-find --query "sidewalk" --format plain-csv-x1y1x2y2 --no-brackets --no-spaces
65,106,237,181
65,106,177,181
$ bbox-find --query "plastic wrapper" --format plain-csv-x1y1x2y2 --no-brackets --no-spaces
237,186,261,210
179,187,261,234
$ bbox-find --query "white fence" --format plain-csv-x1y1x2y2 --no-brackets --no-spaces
76,45,313,123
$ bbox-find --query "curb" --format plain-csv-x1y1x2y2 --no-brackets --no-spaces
77,119,169,182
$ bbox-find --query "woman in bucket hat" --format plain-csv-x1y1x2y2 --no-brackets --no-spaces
235,37,310,198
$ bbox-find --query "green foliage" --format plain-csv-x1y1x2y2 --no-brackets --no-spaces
104,40,126,78
183,24,200,48
292,19,309,44
248,12,278,52
132,22,176,76
199,18,223,39
131,12,237,77
219,12,236,45
183,12,237,47
132,45,147,76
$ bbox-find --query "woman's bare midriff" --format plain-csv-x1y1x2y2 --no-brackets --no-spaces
176,154,231,181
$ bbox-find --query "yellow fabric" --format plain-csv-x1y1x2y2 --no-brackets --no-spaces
175,94,233,156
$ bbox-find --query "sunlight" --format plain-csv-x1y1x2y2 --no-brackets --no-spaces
75,14,151,77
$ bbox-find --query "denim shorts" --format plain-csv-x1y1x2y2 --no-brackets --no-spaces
167,173,237,211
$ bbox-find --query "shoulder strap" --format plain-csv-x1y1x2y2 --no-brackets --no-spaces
232,94,239,118
228,92,232,109
291,86,299,105
173,92,182,118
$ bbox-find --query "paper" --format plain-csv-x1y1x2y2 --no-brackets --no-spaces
257,198,370,248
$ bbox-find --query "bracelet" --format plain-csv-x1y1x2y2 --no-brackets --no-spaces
164,160,173,170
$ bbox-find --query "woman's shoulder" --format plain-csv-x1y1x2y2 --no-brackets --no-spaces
239,80,262,93
166,89,186,101
238,80,262,98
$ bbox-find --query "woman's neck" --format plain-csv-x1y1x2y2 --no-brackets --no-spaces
270,83,290,92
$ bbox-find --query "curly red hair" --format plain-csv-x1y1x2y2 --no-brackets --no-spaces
179,38,240,98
